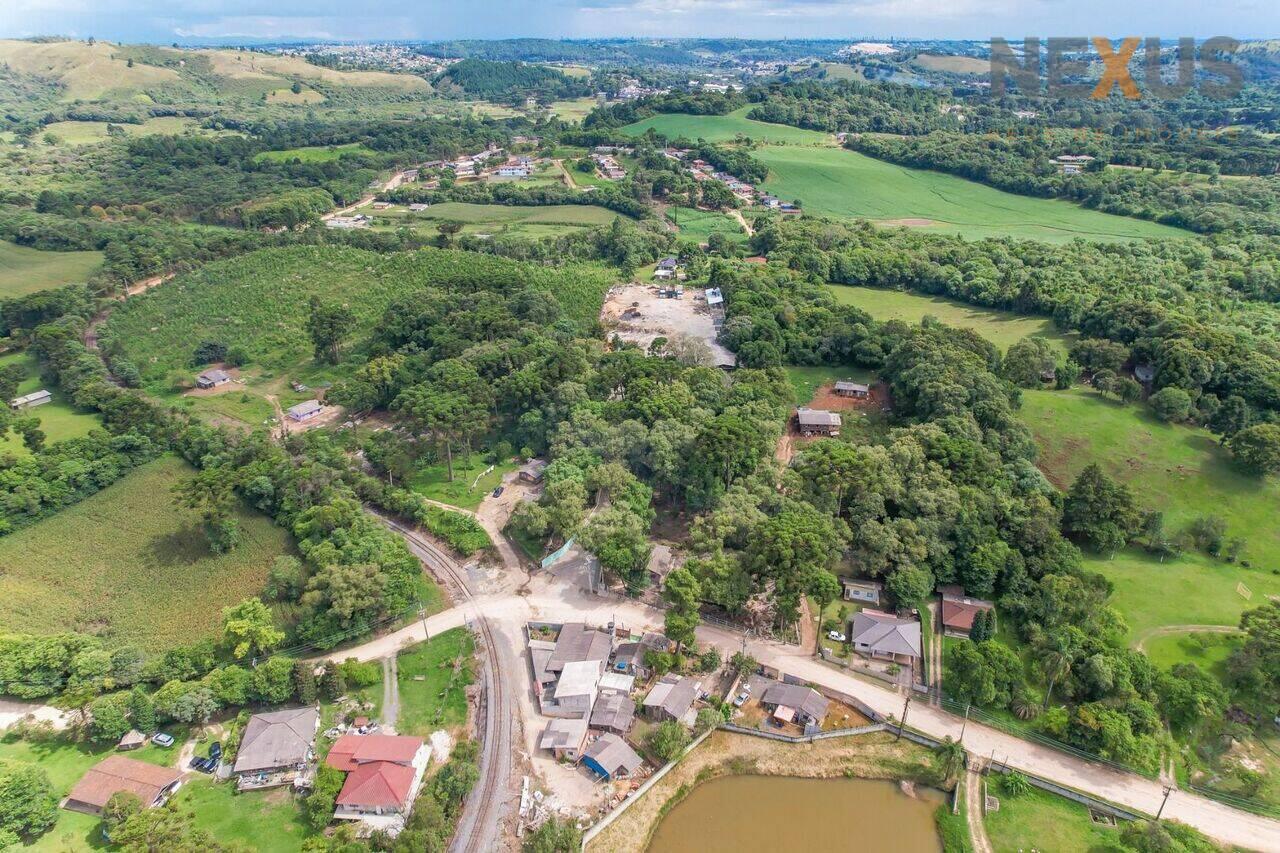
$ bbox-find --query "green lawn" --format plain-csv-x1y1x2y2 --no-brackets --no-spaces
395,629,475,737
0,730,193,852
254,142,374,163
1141,631,1243,679
783,365,876,406
667,207,747,243
1021,388,1280,645
984,784,1125,852
0,240,102,297
0,351,102,457
826,285,1072,353
180,778,314,852
410,457,517,511
620,106,833,145
754,145,1192,243
0,455,293,650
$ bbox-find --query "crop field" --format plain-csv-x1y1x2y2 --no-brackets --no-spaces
395,629,475,736
825,284,1071,352
103,247,617,394
620,106,833,145
667,206,747,242
1021,388,1280,645
0,351,102,456
754,146,1192,242
0,240,102,296
255,142,375,163
0,455,293,650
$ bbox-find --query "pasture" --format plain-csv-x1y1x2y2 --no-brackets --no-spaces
378,201,623,239
620,106,833,145
411,457,518,511
913,54,991,74
255,142,375,163
264,86,326,105
825,284,1071,352
0,240,102,296
0,455,293,650
754,146,1192,243
667,206,747,243
1021,388,1280,644
39,116,207,147
0,351,102,456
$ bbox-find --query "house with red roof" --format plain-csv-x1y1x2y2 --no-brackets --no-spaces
325,734,429,827
938,584,995,638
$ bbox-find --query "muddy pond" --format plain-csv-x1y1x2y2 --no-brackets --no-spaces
647,775,945,852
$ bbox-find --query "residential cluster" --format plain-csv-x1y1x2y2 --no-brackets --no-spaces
591,145,632,180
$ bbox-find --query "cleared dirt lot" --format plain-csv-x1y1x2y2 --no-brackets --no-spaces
600,284,736,367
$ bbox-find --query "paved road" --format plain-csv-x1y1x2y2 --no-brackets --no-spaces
332,581,1280,852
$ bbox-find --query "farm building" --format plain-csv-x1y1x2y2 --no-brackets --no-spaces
196,368,231,389
939,585,995,638
833,380,870,398
589,692,636,735
288,400,323,422
326,734,429,824
796,407,842,437
642,674,701,723
841,577,883,605
581,734,643,781
64,756,182,816
760,683,830,731
232,707,319,790
539,718,589,760
848,609,922,664
519,459,548,483
408,203,431,212
326,215,370,229
10,389,51,410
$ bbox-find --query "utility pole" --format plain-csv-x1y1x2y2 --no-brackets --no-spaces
1156,785,1173,821
959,703,970,742
419,599,430,644
895,692,911,741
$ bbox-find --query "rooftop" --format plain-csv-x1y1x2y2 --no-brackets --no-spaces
548,623,613,672
66,755,182,811
540,718,588,750
849,609,922,658
326,734,424,772
232,707,319,774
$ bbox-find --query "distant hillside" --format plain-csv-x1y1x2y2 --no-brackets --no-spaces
433,58,591,103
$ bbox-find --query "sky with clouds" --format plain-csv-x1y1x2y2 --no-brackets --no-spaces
2,0,1277,43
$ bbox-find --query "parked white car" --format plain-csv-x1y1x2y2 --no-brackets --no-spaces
827,630,847,643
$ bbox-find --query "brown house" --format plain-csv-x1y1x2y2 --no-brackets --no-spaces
939,585,995,638
64,756,182,816
796,407,841,437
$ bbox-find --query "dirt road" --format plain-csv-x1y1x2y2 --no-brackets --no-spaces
965,767,994,853
382,655,400,732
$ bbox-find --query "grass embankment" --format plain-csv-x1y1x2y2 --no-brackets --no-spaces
620,106,833,145
586,729,946,853
395,629,475,737
0,240,102,296
0,455,293,650
1021,387,1280,650
826,284,1072,353
102,246,616,426
0,351,102,457
754,145,1191,243
984,784,1124,852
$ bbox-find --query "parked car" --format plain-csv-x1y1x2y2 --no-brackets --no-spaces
827,630,847,643
492,486,504,497
732,691,750,707
208,742,222,759
152,733,175,747
188,756,206,770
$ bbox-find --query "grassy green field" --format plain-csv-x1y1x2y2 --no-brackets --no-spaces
783,365,877,405
102,247,618,412
984,784,1124,852
620,106,833,145
0,729,190,852
826,284,1072,352
255,142,375,163
40,116,208,147
0,455,293,650
1142,630,1243,678
411,457,518,511
378,201,624,239
395,629,475,737
0,240,102,296
1021,388,1280,644
667,207,747,243
0,352,102,457
181,779,313,852
754,146,1192,243
547,96,599,121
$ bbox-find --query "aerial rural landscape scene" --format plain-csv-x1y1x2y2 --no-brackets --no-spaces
1,1,1280,851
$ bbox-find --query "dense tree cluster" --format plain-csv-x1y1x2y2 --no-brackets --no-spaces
433,58,591,104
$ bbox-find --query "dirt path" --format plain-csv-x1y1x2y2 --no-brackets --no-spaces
965,767,994,853
83,273,173,352
382,655,400,732
799,596,818,655
1135,624,1242,652
553,158,577,189
728,208,754,236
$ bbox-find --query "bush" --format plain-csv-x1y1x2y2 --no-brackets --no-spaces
1149,387,1193,422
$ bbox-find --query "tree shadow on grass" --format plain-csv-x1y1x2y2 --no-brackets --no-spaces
143,521,215,567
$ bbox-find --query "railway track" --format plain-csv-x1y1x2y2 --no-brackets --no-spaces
376,514,513,853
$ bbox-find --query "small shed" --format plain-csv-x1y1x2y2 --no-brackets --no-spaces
196,369,231,390
705,287,724,306
117,730,147,751
10,390,51,410
841,577,883,605
287,400,323,422
519,459,548,484
581,734,643,781
833,380,870,399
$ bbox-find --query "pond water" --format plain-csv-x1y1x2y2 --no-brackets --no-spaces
647,775,945,853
